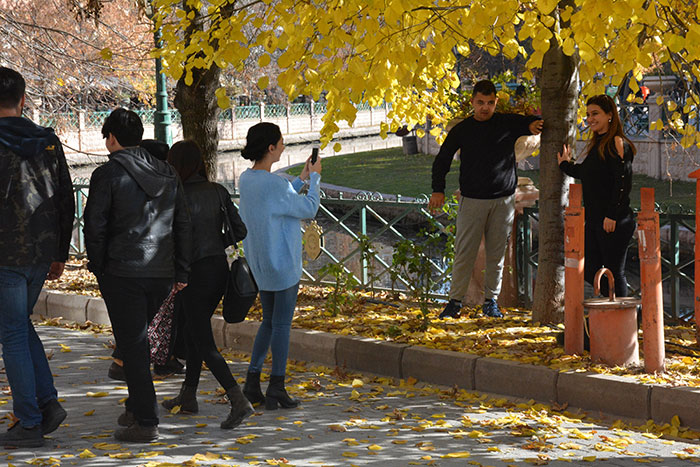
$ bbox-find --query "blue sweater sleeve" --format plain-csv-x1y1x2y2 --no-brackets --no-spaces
275,172,321,219
292,177,304,193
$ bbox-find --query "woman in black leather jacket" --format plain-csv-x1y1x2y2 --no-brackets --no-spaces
163,140,253,430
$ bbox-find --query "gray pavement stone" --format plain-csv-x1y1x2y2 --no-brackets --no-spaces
336,336,408,378
558,372,652,421
475,357,558,403
0,325,698,466
288,329,338,367
402,347,478,390
85,298,110,325
46,291,89,324
651,385,700,427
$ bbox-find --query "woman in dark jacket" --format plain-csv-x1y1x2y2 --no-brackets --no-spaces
558,94,636,297
163,140,253,429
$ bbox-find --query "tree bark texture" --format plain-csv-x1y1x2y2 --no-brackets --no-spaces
175,66,221,181
532,4,579,324
172,0,235,181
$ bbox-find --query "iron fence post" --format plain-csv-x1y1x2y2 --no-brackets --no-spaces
360,205,368,285
670,216,680,320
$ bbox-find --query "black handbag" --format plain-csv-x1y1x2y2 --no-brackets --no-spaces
215,186,258,323
215,185,237,246
223,255,258,323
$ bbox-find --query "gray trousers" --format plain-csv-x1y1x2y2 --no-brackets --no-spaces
449,194,515,302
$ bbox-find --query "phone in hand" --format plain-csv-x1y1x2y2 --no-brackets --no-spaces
311,147,319,164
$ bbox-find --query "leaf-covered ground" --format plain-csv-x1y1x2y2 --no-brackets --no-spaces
48,260,700,389
7,324,700,467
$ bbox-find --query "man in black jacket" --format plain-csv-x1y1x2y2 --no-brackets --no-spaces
84,108,191,442
0,67,74,448
430,80,543,319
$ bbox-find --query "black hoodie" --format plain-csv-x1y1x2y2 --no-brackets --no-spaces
84,146,191,282
0,116,75,266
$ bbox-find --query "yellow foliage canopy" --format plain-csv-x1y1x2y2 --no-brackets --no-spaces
152,0,700,148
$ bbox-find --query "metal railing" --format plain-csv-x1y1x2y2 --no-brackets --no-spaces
70,181,696,319
69,181,452,298
37,100,393,132
516,204,695,321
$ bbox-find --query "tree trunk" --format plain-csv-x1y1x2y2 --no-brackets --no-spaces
174,66,221,181
531,5,579,324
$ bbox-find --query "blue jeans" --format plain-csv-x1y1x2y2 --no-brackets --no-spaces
0,264,57,428
249,283,299,377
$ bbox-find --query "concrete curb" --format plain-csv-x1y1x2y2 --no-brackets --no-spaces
35,290,700,429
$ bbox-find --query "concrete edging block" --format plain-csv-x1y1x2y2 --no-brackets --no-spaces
336,336,408,378
651,385,700,429
288,329,338,367
475,357,558,402
558,371,651,420
86,298,110,325
33,290,49,316
211,315,227,349
46,291,88,323
223,319,259,352
402,346,478,389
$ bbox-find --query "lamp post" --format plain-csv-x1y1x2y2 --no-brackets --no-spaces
148,3,172,145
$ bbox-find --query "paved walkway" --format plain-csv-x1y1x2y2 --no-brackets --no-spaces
1,324,698,466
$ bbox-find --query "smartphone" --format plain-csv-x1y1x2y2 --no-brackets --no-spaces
311,147,319,164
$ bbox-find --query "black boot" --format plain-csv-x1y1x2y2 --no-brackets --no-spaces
243,371,265,405
221,385,255,429
265,375,299,410
161,382,198,413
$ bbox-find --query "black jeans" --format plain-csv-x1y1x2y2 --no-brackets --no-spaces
98,273,171,426
584,214,636,297
180,255,237,391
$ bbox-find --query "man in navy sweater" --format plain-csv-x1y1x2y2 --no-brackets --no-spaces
429,80,543,319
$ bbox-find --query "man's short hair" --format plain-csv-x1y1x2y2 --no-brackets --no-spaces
473,80,497,97
101,108,144,147
0,67,26,109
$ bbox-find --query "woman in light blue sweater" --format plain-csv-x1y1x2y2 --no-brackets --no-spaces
238,122,321,410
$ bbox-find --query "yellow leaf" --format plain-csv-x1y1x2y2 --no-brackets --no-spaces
59,344,71,352
342,452,358,457
333,142,342,153
84,409,95,416
100,48,113,60
78,449,96,458
368,444,383,450
86,391,109,398
442,451,471,458
258,76,269,90
351,378,364,388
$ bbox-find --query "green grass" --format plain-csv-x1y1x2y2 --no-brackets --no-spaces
287,147,458,198
287,147,697,211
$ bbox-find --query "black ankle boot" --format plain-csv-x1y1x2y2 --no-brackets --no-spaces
162,382,198,413
221,386,254,429
265,375,299,410
243,371,265,405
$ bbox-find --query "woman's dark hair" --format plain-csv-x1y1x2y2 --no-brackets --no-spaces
101,108,144,147
586,94,636,160
241,122,282,161
167,140,207,182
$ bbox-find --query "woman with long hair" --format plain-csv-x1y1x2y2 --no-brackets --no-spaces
164,140,254,429
238,122,321,410
558,94,637,297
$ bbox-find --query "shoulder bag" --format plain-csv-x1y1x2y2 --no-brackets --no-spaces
214,186,258,323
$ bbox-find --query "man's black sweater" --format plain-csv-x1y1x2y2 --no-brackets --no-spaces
432,113,539,199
